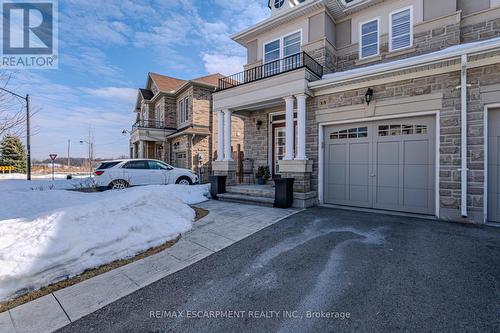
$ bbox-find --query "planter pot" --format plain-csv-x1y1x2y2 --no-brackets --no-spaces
256,177,265,185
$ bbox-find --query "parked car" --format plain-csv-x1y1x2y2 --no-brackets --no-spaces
93,159,198,190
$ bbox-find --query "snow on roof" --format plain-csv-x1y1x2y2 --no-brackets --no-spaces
315,37,500,86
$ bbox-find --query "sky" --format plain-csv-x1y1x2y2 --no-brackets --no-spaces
4,0,269,160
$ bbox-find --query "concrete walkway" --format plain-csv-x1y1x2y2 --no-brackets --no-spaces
0,201,299,333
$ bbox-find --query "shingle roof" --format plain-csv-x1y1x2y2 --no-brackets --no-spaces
149,72,187,92
192,73,224,87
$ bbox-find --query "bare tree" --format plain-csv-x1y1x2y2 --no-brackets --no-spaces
0,70,26,137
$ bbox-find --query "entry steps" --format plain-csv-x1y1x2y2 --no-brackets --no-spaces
217,185,275,207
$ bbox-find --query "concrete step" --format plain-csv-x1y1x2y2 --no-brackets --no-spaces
226,186,275,198
217,193,275,207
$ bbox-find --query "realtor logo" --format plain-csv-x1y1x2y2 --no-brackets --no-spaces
1,0,58,69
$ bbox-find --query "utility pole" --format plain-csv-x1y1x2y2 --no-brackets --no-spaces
0,87,31,180
67,139,71,168
26,94,31,181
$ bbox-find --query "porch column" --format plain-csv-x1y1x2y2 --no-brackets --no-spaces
284,96,295,160
295,94,307,160
138,141,145,158
131,143,136,159
223,109,233,161
216,110,224,161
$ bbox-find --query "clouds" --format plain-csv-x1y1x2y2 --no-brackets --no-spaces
81,87,137,105
202,54,246,76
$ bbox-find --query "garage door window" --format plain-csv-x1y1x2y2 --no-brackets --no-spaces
330,127,367,139
378,124,427,136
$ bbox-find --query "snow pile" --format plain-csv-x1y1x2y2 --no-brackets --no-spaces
0,185,210,301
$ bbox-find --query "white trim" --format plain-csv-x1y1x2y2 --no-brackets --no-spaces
435,114,440,218
262,29,303,64
389,6,414,53
460,55,468,218
483,103,500,224
317,110,440,217
359,17,380,60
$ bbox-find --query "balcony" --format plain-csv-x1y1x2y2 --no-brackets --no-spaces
131,120,176,144
217,52,323,91
132,120,170,130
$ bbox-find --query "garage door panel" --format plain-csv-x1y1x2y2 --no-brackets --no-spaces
329,144,346,164
404,188,429,208
376,141,400,164
328,164,346,184
349,185,370,202
377,165,399,187
404,165,429,189
488,110,500,223
329,184,347,201
404,140,429,165
375,186,399,206
349,142,369,164
349,164,369,186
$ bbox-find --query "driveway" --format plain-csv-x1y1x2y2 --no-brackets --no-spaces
57,207,500,333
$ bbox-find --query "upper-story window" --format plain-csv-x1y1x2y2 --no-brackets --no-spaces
360,18,379,59
264,31,301,63
390,7,413,52
274,0,285,8
178,96,189,124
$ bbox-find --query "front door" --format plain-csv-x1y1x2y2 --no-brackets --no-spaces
272,123,286,176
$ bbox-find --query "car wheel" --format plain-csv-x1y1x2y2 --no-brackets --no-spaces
176,176,192,185
109,179,129,190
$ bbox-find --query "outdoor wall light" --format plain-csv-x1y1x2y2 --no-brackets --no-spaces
256,120,263,131
365,88,374,105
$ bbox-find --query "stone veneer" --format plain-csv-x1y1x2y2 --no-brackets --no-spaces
309,62,500,222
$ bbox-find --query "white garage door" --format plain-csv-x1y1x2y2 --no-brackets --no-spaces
488,109,500,223
324,116,436,215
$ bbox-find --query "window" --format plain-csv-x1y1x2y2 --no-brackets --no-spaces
274,0,284,8
360,18,379,59
264,39,280,64
330,127,368,140
122,160,149,169
148,161,171,170
390,7,412,51
96,161,120,170
178,96,189,124
263,31,302,75
378,124,428,137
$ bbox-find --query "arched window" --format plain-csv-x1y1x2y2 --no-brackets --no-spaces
274,0,285,9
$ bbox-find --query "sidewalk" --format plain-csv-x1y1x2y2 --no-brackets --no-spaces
0,201,300,333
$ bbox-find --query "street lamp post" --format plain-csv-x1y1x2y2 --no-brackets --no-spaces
80,140,93,177
0,87,31,180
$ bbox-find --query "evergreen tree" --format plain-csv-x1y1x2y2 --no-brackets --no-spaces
0,135,26,173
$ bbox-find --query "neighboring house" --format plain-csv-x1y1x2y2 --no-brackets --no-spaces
130,72,243,180
212,0,500,224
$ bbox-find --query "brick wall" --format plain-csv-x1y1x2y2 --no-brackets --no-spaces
192,86,212,127
461,16,500,43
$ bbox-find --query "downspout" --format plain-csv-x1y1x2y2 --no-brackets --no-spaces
460,54,468,218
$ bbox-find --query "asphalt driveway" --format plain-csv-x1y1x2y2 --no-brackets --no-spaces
58,207,500,333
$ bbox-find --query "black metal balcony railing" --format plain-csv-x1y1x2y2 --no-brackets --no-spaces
132,120,167,130
217,52,323,91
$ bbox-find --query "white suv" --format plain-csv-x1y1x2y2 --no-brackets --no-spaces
93,159,198,190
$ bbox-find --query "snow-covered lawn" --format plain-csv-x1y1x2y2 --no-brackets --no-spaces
0,179,210,301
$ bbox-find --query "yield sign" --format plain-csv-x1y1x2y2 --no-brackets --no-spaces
49,154,58,161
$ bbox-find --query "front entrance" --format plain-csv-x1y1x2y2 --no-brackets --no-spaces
488,109,500,223
272,122,297,177
324,116,436,215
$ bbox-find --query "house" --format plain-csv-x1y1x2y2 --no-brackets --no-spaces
211,0,500,224
130,72,243,181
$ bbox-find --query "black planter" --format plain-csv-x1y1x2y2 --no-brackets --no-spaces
274,178,294,208
209,175,227,199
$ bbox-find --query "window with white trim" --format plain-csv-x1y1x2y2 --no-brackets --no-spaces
390,7,412,51
178,97,189,124
360,18,379,59
264,39,280,64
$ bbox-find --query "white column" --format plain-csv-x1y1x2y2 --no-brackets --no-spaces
132,144,136,159
216,110,224,161
295,94,307,160
284,96,295,160
224,110,233,161
138,142,145,159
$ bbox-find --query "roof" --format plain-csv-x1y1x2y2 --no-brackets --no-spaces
139,89,153,100
149,72,187,92
192,73,224,87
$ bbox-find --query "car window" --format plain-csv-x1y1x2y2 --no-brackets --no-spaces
148,161,169,170
122,160,150,169
97,161,121,170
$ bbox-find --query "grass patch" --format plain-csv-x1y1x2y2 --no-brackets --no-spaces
0,206,209,313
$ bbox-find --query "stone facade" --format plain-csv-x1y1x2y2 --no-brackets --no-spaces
461,15,500,43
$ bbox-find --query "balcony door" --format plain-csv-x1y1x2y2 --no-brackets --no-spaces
263,31,301,77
